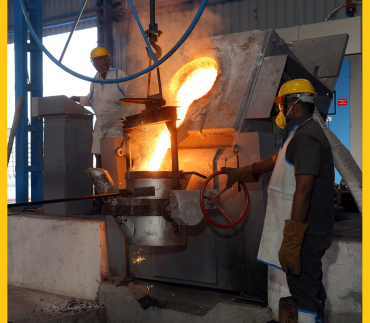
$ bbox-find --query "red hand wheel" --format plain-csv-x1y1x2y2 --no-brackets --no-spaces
200,170,250,228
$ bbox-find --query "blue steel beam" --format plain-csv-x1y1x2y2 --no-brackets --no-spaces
59,0,88,63
14,0,29,202
96,0,114,65
29,0,44,201
17,0,209,83
14,0,44,203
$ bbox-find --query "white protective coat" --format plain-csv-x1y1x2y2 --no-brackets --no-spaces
256,124,299,269
80,68,135,155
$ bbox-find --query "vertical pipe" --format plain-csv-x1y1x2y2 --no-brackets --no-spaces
30,0,44,201
166,120,180,190
147,58,152,97
14,0,29,202
123,130,132,171
97,0,114,66
156,67,162,97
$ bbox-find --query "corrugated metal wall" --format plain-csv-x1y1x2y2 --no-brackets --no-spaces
8,0,362,74
112,0,362,95
7,0,97,43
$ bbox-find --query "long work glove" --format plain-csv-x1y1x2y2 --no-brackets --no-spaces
221,164,261,189
278,220,308,275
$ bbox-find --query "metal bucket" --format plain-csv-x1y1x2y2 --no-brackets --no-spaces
113,171,190,246
125,171,190,199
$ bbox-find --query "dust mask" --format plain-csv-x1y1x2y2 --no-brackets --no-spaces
275,98,300,129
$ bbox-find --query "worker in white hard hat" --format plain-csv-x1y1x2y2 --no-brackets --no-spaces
222,79,334,323
70,46,131,214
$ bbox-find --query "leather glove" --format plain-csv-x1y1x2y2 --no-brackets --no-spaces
221,163,261,189
278,220,308,275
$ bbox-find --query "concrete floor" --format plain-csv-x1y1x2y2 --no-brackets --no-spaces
8,285,106,323
9,283,275,323
99,280,275,323
333,205,362,239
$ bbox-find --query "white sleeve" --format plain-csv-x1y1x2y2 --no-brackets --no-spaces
79,82,93,106
117,70,130,97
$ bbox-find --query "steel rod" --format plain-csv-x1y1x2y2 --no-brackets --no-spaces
126,0,157,62
156,67,162,97
182,172,207,179
7,97,23,166
59,0,88,63
8,187,155,208
17,0,208,83
147,57,152,97
123,130,133,171
150,0,157,26
166,120,180,190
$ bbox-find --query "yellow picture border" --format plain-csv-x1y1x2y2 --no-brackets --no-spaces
3,1,366,322
363,2,368,322
2,1,8,322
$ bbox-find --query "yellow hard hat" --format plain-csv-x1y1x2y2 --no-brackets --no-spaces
273,79,318,103
90,47,110,59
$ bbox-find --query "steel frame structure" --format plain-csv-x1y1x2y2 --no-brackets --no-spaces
14,0,43,202
16,0,208,83
96,0,114,65
13,0,208,203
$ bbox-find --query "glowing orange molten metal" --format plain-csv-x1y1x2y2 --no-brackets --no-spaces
149,58,218,170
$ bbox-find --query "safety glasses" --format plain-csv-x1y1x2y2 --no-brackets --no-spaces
279,97,301,113
91,58,109,66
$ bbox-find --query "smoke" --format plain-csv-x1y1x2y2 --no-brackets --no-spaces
113,6,222,171
115,6,222,98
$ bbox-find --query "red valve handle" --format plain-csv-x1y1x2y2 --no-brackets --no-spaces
200,170,250,229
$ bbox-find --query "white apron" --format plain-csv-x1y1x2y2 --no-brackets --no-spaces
257,124,301,269
80,68,134,155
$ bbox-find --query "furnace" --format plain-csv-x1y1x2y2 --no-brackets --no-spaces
84,29,349,298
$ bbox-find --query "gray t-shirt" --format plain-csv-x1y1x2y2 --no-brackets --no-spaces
284,114,334,235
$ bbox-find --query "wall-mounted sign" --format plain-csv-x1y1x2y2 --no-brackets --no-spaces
338,98,348,106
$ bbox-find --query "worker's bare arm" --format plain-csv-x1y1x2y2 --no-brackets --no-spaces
70,96,80,103
291,174,315,223
252,151,279,175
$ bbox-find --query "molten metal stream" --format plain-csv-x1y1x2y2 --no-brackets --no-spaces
149,60,218,170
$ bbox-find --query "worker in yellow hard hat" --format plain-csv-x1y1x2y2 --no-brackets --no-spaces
222,79,334,323
70,46,136,214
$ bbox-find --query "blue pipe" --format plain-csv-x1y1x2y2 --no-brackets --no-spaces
126,0,157,62
59,0,88,62
17,0,208,84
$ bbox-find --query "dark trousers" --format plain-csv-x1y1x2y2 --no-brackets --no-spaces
286,234,333,320
95,154,102,168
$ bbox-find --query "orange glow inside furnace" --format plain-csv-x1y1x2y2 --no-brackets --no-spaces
148,58,218,171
